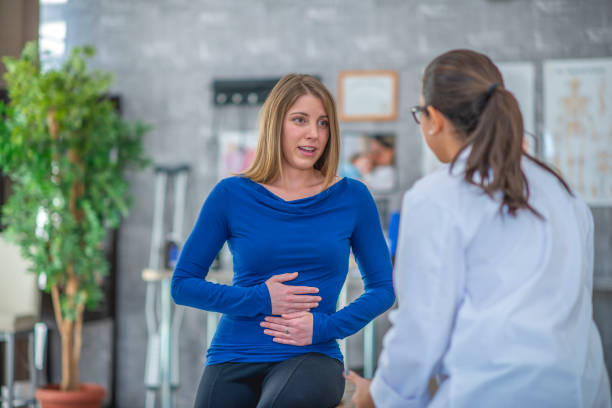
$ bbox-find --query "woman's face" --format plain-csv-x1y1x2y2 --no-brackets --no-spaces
281,93,330,172
369,139,394,166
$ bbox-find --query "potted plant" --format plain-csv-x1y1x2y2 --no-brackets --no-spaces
0,42,149,407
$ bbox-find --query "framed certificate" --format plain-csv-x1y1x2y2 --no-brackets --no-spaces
338,70,398,121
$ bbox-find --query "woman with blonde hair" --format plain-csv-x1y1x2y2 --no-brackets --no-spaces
172,73,395,408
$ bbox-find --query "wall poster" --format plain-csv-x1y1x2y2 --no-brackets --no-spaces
544,58,612,206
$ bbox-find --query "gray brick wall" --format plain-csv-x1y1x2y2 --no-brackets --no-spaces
39,1,612,406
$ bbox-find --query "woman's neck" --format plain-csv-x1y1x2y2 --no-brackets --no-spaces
439,129,466,163
272,166,324,191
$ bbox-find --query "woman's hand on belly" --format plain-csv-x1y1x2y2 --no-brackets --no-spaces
260,311,313,346
265,272,321,315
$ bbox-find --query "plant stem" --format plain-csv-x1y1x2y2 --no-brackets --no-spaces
60,318,79,391
48,109,85,391
50,284,64,329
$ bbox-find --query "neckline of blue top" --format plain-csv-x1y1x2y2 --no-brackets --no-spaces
242,176,348,205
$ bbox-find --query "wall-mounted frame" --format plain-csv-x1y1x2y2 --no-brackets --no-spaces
338,70,398,122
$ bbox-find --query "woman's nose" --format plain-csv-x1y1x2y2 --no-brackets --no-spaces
305,124,319,139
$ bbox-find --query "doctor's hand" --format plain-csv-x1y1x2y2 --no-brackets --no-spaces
265,272,321,315
345,371,375,408
260,311,313,346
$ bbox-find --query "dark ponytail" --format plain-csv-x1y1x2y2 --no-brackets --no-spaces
422,49,572,217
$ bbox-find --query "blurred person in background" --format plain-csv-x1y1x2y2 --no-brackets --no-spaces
340,151,373,180
363,134,396,192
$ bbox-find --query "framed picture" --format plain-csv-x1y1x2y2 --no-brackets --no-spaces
338,70,398,122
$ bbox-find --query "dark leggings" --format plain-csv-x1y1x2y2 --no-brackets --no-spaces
194,352,345,408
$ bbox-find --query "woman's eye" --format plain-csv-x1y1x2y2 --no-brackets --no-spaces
318,120,329,127
292,117,305,124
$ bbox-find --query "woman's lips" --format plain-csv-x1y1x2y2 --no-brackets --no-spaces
298,146,317,156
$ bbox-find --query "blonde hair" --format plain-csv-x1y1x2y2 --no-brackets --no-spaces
242,73,340,188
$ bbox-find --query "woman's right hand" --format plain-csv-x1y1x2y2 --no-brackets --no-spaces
265,272,321,315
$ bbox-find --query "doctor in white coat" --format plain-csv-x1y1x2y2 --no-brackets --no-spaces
347,49,611,408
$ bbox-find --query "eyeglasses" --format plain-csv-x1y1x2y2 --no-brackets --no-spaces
410,105,427,125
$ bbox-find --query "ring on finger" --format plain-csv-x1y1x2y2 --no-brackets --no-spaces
285,328,289,334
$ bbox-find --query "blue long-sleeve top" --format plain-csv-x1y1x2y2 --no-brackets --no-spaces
171,176,395,365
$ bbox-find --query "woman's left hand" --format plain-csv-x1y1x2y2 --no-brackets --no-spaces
260,311,313,346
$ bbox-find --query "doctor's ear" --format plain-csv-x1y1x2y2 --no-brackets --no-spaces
425,105,446,136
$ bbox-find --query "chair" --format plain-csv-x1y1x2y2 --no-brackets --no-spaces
0,235,46,408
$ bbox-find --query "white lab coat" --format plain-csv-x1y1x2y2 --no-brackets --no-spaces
371,152,611,408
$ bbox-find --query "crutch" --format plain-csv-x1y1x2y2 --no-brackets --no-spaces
142,164,189,408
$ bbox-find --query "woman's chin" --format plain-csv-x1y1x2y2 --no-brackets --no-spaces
284,157,321,171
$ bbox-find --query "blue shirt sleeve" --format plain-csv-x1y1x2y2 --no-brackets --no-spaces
170,180,271,317
312,182,395,343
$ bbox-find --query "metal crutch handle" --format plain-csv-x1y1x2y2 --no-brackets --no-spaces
34,322,48,371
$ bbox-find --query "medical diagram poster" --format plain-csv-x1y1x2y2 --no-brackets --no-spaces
543,58,612,206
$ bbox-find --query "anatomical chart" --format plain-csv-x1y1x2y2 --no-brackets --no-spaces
543,59,612,205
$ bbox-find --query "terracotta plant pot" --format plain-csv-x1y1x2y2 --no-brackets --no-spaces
35,383,106,408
